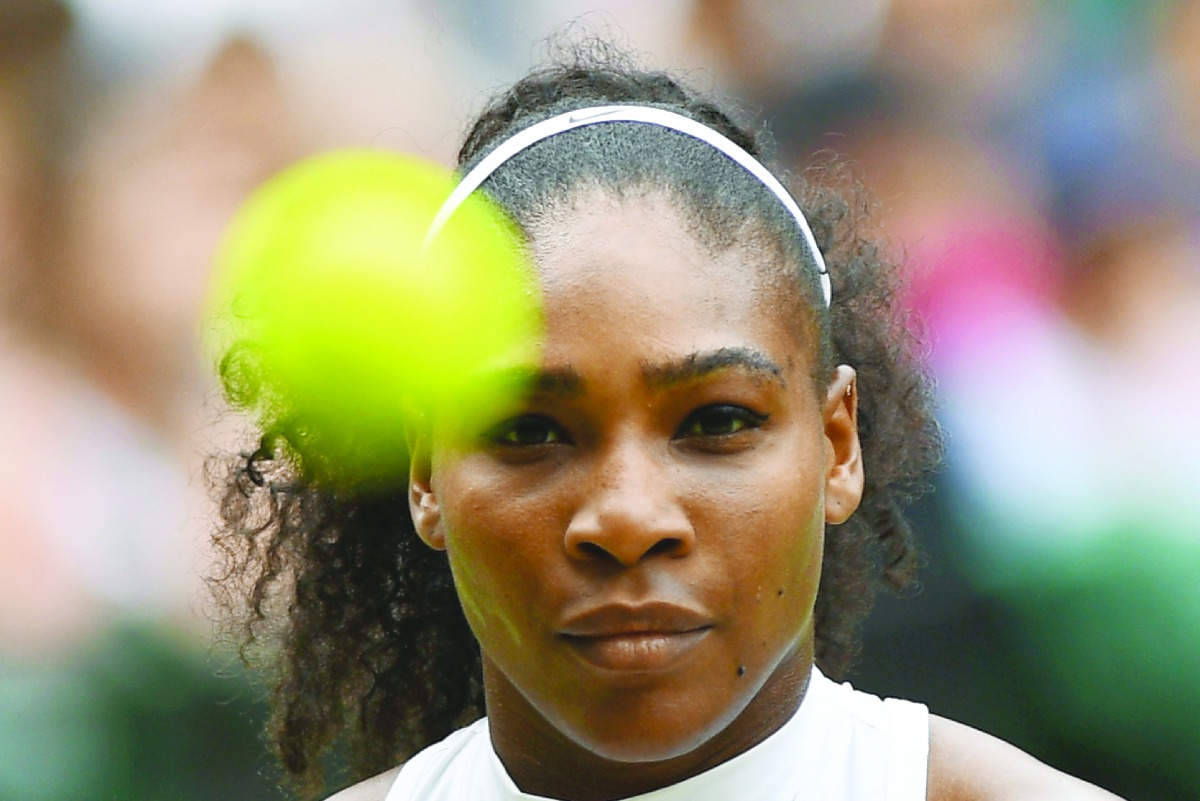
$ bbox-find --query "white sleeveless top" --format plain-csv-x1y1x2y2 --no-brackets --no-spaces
384,667,929,801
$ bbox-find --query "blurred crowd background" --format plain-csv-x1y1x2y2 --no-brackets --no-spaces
1,0,1196,799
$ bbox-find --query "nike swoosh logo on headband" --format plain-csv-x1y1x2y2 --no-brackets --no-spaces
566,108,624,125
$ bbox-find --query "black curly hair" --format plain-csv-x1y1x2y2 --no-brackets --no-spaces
210,47,942,800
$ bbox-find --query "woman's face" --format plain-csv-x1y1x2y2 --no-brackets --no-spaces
410,190,862,786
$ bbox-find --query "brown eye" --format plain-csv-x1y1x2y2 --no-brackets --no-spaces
678,405,768,438
490,415,566,447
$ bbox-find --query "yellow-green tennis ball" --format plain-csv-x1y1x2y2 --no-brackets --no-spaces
207,150,541,485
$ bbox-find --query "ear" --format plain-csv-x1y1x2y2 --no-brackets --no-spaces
407,420,446,551
823,365,864,525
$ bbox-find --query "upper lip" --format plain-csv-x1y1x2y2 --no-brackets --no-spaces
558,602,714,638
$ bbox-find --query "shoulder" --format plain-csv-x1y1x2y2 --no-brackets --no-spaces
325,766,404,801
926,715,1125,801
324,718,489,801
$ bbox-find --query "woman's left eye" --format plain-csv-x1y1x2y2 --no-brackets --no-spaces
677,405,768,438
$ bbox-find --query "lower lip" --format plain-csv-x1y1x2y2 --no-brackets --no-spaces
563,629,711,674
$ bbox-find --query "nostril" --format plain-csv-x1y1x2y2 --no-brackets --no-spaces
568,534,688,565
646,538,683,558
577,541,610,561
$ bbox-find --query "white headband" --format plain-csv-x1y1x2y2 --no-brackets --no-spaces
425,104,831,306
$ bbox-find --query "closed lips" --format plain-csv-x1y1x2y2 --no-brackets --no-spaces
558,603,714,673
557,602,714,638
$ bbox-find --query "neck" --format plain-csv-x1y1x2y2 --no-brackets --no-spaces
485,646,813,801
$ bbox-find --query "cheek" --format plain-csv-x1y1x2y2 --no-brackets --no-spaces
444,538,522,647
707,463,826,658
436,470,556,654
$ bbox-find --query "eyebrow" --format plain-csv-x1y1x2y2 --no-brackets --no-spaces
492,346,784,401
492,365,585,398
642,347,785,389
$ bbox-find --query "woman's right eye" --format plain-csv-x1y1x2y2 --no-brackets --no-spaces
488,415,566,447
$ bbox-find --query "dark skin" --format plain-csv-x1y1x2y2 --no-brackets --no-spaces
330,191,1124,801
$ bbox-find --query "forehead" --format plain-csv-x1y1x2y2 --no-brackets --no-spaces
527,188,810,374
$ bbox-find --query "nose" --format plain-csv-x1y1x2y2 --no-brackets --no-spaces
563,439,695,567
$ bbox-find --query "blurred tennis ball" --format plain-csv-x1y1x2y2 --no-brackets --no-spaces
207,150,541,485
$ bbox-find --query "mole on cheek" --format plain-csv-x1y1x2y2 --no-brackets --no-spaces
737,665,746,678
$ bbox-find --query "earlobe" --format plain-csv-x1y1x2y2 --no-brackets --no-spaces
824,365,864,525
408,429,446,551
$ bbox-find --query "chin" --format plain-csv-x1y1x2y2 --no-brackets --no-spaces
554,690,747,765
572,728,720,765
